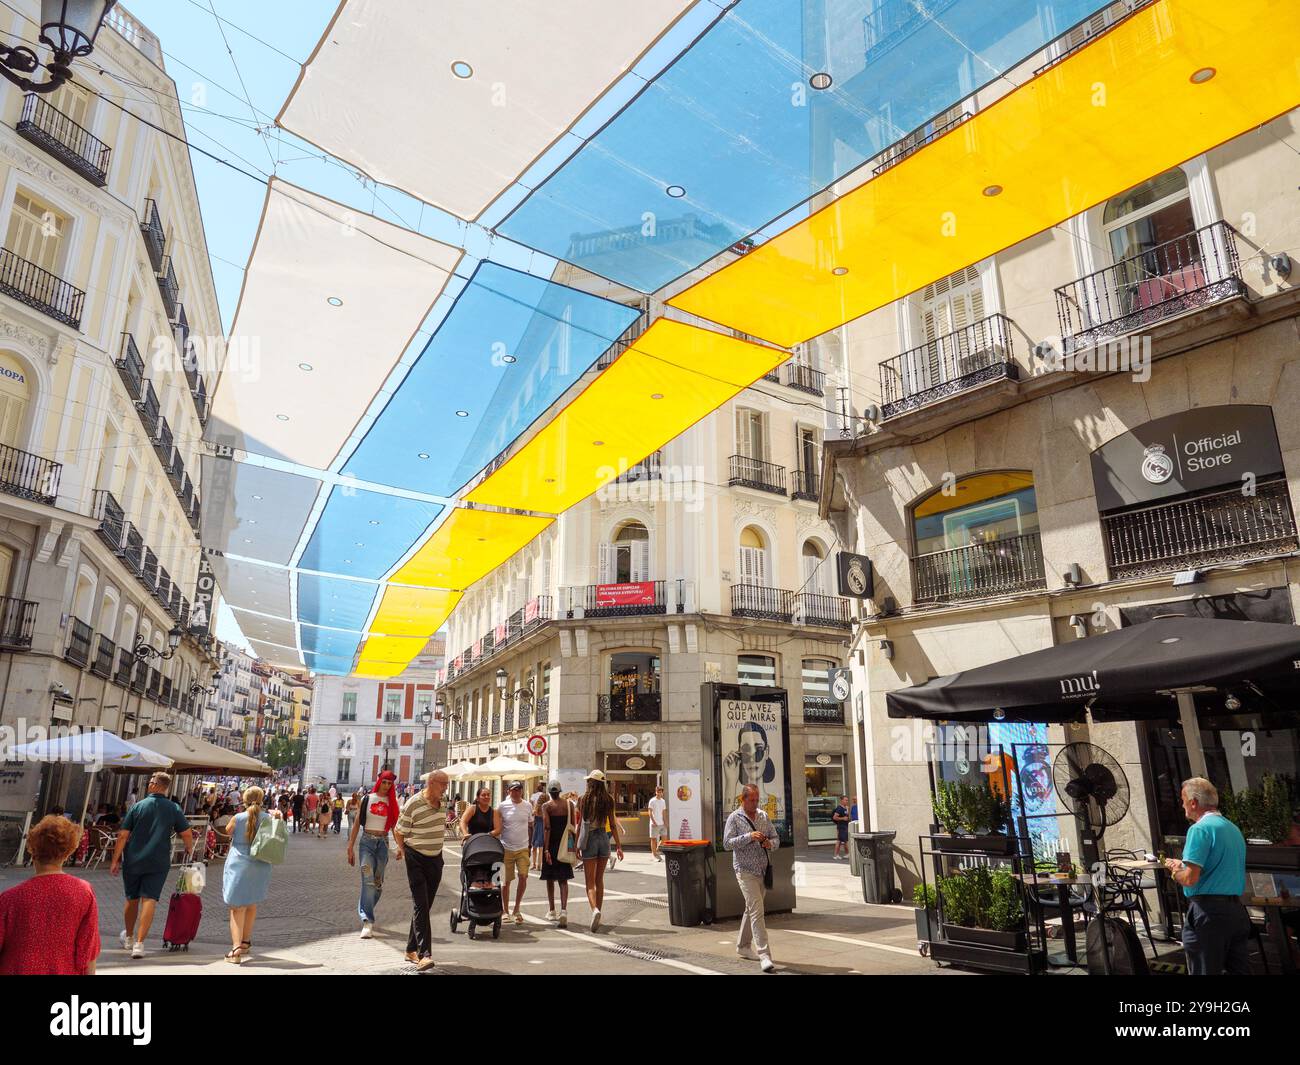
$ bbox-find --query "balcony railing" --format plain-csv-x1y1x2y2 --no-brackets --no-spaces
93,490,127,551
731,584,794,622
156,256,180,320
803,696,846,725
65,618,92,668
146,667,162,701
912,530,1047,605
535,695,549,725
873,109,972,177
115,333,145,401
503,705,514,733
598,692,662,723
1035,0,1156,75
123,523,144,573
791,468,820,502
729,454,787,495
565,579,684,619
17,93,111,186
1102,480,1299,580
130,661,147,694
113,649,133,688
794,592,852,629
0,596,37,649
91,635,116,678
1055,221,1245,352
141,548,159,592
517,701,531,731
879,312,1020,419
784,363,825,396
152,415,174,465
137,380,160,437
0,247,85,328
0,441,61,505
141,199,165,273
615,450,662,482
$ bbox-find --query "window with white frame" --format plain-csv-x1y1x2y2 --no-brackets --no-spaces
600,520,650,584
738,525,768,586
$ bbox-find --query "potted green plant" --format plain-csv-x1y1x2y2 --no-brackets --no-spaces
1222,774,1300,870
931,778,1016,854
937,865,1026,951
913,882,938,946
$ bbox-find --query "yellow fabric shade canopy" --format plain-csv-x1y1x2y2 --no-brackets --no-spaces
371,586,463,638
355,634,431,678
669,0,1300,347
390,508,553,590
465,320,786,513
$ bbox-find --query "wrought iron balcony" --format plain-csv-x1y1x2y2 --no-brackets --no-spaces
803,696,846,725
156,255,180,321
873,110,972,176
137,380,160,437
113,649,134,688
190,372,208,425
140,199,166,273
1035,0,1156,75
784,363,825,396
503,705,514,733
17,93,111,186
912,530,1047,605
65,618,92,668
152,415,174,466
0,441,61,505
91,635,116,679
0,247,85,329
517,702,531,731
116,333,145,401
794,592,852,629
123,523,144,574
598,692,661,723
146,667,162,701
93,490,127,552
1102,480,1298,580
729,454,787,495
535,695,550,725
130,660,148,694
791,468,820,502
565,579,684,619
0,596,37,649
141,547,159,592
615,450,662,482
1055,221,1245,352
731,583,794,622
879,313,1020,419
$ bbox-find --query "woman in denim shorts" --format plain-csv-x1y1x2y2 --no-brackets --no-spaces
577,770,623,932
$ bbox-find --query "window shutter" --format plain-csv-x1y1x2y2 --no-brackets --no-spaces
598,542,613,584
632,539,650,583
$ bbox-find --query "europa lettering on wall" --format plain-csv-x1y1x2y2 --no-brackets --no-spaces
1090,404,1285,511
191,554,215,636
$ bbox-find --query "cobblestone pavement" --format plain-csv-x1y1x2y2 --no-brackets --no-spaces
0,826,946,976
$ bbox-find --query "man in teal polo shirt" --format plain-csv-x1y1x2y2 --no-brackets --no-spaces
1164,776,1250,975
111,771,193,959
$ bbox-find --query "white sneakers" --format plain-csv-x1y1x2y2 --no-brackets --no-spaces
760,957,776,973
557,911,568,929
130,942,145,959
359,921,373,939
737,946,758,961
119,929,131,950
544,910,556,921
589,908,601,932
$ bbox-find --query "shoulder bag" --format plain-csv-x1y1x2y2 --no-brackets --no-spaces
739,812,774,889
557,801,579,865
250,813,289,865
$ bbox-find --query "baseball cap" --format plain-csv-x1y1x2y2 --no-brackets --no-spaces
507,779,524,791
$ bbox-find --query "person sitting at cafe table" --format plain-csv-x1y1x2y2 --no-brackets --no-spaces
1163,776,1250,975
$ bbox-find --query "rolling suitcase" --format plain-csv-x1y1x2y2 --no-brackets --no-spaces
162,891,202,951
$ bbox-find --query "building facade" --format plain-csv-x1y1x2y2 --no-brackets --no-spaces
817,14,1300,883
0,5,223,816
304,637,444,791
437,313,858,845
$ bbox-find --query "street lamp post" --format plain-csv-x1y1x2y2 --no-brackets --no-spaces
418,707,433,778
0,1,118,94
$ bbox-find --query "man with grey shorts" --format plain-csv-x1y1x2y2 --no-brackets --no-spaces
648,785,667,861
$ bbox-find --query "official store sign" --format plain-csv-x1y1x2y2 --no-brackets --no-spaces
1090,404,1284,511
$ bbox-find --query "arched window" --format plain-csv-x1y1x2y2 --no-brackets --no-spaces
1103,169,1205,314
911,471,1045,602
801,539,827,593
738,525,768,586
601,520,649,584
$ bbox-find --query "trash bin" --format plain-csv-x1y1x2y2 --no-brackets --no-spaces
662,840,715,927
854,830,898,904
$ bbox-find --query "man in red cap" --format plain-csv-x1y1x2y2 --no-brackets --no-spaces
346,770,402,938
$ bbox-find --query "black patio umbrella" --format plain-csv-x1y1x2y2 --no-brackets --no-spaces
886,616,1300,723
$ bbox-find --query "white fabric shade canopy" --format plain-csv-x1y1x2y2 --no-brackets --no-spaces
469,755,546,780
278,0,698,221
207,179,461,469
130,733,272,776
9,730,172,770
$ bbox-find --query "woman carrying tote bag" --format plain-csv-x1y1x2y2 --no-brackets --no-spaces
539,782,577,927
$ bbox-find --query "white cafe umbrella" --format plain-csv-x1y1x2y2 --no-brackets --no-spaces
474,755,545,780
9,730,173,825
439,761,479,780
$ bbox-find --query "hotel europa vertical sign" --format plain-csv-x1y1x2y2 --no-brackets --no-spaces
191,554,215,636
1090,404,1284,511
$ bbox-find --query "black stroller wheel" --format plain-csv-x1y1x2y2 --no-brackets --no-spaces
492,918,501,939
449,910,458,933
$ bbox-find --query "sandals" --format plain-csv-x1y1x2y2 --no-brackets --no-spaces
224,948,242,965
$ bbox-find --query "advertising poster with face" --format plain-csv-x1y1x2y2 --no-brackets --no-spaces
719,697,790,841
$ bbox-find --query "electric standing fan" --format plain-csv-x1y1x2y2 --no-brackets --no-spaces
1052,742,1130,860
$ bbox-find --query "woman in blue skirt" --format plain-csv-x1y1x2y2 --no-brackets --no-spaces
215,786,281,965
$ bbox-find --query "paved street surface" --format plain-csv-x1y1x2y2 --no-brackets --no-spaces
0,831,951,976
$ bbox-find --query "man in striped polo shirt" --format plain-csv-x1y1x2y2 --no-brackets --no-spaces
395,769,449,971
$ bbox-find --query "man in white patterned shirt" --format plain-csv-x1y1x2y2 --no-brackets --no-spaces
723,783,779,972
395,769,448,970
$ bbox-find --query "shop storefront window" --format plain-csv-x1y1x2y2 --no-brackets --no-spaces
605,652,660,722
805,755,846,843
738,654,776,687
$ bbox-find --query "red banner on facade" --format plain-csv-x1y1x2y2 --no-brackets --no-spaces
595,581,656,607
494,623,507,645
524,598,539,625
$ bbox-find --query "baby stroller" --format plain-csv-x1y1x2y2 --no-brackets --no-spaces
449,832,504,940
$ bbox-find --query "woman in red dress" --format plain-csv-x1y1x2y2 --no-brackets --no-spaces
0,815,100,975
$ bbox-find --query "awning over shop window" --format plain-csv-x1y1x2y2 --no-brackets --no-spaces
886,617,1300,723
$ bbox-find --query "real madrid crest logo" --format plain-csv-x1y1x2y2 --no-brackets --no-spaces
1140,444,1174,485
